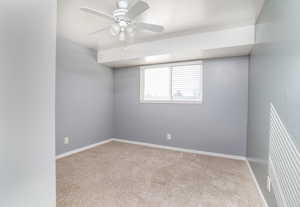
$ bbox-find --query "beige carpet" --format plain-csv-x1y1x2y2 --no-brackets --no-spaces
57,141,263,207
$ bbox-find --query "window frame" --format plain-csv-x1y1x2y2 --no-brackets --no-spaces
140,60,203,104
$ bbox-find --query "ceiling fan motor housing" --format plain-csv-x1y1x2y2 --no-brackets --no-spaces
113,9,131,24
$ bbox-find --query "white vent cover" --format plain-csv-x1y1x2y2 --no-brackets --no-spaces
269,103,300,207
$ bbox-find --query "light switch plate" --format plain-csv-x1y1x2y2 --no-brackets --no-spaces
64,137,70,144
166,133,172,140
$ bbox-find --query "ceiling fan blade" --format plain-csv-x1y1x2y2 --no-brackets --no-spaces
129,0,139,8
88,26,111,35
127,1,149,19
80,7,114,22
136,22,164,32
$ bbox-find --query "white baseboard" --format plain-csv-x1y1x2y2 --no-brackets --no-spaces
111,138,246,161
246,160,269,207
56,137,246,161
56,139,113,160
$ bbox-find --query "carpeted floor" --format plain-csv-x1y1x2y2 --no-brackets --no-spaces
57,141,263,207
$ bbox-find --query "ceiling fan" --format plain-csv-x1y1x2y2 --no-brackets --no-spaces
80,0,165,41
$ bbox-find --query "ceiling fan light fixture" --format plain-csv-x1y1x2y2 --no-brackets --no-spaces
110,24,120,36
119,31,126,41
117,0,129,9
82,0,164,42
126,26,136,37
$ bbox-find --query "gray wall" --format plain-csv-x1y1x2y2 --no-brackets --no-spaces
114,56,249,156
56,37,114,155
0,1,56,207
248,0,300,206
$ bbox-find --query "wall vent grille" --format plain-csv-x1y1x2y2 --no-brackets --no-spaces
269,103,300,207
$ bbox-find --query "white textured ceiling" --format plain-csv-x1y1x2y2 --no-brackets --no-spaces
58,0,264,50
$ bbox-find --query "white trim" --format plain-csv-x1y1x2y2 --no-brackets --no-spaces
111,138,246,161
56,137,246,161
56,139,113,160
139,100,203,104
246,160,269,207
140,60,203,70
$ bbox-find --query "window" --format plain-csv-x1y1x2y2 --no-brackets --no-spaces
140,61,203,103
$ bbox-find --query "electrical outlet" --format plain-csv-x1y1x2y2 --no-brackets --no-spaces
64,137,70,144
267,175,271,192
166,133,172,140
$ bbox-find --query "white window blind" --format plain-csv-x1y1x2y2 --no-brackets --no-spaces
144,67,170,101
140,61,203,103
172,65,202,101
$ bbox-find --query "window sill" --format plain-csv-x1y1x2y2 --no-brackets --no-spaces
140,100,203,104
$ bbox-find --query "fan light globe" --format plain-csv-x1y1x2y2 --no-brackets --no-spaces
126,25,135,37
117,0,128,9
119,31,126,41
110,24,120,36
